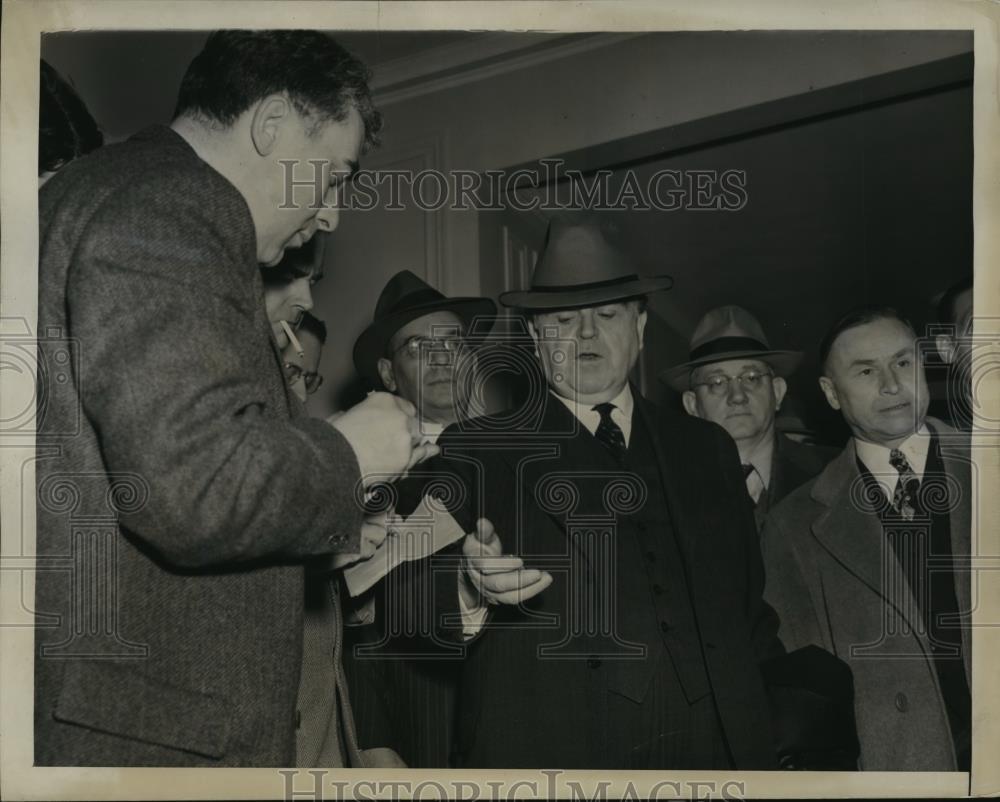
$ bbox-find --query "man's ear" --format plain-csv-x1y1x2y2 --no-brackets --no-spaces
771,376,788,411
250,93,293,157
635,309,648,352
818,376,840,410
936,333,956,365
376,358,396,392
681,390,700,418
527,318,540,357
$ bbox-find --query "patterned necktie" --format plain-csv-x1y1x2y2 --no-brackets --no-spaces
593,402,627,462
889,448,921,520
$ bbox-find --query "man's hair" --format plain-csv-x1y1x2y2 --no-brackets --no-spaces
298,311,327,345
39,60,103,174
261,236,324,286
818,305,915,375
936,275,973,325
174,30,382,152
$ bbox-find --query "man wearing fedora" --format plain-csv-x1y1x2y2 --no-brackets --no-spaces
665,306,835,531
340,270,497,767
432,221,786,769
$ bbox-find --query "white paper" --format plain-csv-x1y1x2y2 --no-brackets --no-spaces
343,494,466,597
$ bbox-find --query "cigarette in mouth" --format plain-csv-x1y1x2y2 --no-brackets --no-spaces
280,320,304,358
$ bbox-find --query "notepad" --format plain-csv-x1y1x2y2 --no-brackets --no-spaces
342,494,466,597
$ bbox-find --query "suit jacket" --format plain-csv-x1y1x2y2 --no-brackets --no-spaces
761,418,972,770
754,435,837,530
35,126,364,766
435,390,783,769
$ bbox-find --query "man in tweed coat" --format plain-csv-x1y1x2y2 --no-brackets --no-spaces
35,31,431,767
762,307,972,770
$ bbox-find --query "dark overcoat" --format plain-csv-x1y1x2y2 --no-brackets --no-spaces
434,391,783,769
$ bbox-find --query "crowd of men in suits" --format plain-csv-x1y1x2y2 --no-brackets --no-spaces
35,30,974,772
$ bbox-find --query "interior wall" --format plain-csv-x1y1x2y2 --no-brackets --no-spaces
40,30,973,417
323,30,971,416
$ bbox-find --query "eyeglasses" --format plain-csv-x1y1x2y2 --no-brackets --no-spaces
391,335,466,360
283,362,324,394
691,369,773,396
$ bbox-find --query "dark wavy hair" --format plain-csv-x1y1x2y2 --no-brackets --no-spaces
174,30,382,152
39,60,103,175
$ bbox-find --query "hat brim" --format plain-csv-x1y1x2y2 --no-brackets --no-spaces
353,297,497,386
661,349,803,392
498,275,673,310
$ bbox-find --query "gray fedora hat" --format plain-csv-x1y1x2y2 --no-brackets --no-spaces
661,305,803,392
499,221,672,310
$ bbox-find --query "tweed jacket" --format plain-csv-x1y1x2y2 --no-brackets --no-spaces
434,391,783,769
35,125,364,766
761,418,972,770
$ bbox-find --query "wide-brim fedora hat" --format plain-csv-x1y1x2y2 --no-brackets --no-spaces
499,221,672,310
353,270,496,386
661,305,803,392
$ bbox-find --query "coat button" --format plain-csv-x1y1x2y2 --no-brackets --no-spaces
587,657,602,669
652,583,664,595
660,620,671,634
645,551,656,563
895,692,909,712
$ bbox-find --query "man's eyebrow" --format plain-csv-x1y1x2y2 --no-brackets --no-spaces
846,347,912,368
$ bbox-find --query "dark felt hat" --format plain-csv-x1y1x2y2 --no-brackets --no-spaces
499,221,672,310
661,305,803,392
352,270,496,386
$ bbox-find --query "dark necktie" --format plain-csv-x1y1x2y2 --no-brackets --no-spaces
592,402,627,462
889,448,921,520
742,463,759,507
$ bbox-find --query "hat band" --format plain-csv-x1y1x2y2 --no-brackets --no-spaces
530,274,641,293
689,336,770,362
385,288,446,315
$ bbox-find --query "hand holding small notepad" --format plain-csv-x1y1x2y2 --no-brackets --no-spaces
342,495,467,597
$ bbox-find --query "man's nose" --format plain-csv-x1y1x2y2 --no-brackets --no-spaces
727,379,749,403
294,280,314,312
315,190,341,233
427,349,452,367
578,309,596,339
879,369,900,394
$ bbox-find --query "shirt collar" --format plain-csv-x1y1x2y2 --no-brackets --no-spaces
551,384,635,443
855,423,931,497
418,420,446,445
741,433,776,488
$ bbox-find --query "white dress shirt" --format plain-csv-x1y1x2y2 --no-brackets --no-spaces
551,384,635,446
854,424,931,503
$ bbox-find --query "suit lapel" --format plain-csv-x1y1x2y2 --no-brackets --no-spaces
510,394,610,561
810,443,927,641
633,394,700,576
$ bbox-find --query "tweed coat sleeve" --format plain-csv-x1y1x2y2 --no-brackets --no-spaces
61,175,364,567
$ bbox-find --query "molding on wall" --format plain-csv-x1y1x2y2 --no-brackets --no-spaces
372,32,643,106
361,132,448,290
